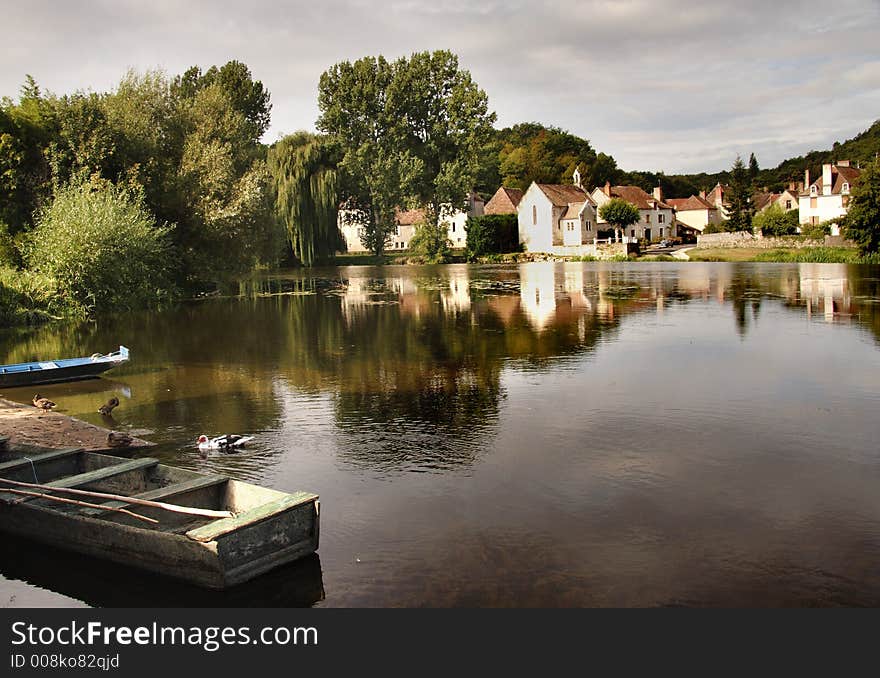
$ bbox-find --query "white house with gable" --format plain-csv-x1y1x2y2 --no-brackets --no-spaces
517,170,598,253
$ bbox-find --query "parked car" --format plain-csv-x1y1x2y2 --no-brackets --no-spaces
660,239,672,248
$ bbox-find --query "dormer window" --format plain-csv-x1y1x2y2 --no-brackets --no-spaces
842,182,850,194
810,185,818,196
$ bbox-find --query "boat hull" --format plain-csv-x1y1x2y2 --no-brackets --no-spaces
0,361,121,389
0,450,320,589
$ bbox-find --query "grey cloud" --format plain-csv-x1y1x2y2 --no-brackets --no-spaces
1,0,878,173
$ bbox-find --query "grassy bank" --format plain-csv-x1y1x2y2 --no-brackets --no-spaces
686,247,878,263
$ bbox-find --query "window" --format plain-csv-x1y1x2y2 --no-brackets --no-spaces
586,221,592,231
631,230,636,238
645,214,651,223
810,197,817,208
451,223,456,232
658,214,665,223
810,185,818,196
659,228,664,237
842,182,850,194
785,200,792,210
532,205,537,225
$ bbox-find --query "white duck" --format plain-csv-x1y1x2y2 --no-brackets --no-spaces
197,434,254,451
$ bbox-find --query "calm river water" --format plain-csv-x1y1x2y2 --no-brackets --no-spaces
2,261,880,607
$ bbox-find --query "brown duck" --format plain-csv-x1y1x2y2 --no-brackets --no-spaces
107,431,133,448
98,397,120,416
32,394,57,411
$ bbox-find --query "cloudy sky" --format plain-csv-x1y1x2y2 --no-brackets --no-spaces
2,0,879,173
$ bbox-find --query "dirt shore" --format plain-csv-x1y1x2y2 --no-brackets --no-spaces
0,397,153,453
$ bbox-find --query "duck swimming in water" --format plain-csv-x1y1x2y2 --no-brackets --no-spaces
32,394,56,411
98,397,120,416
197,434,254,451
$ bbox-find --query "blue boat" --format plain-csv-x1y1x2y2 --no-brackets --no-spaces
0,346,129,389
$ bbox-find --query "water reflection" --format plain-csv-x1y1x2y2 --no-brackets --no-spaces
2,262,880,606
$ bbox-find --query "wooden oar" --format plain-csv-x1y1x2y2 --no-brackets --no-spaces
1,487,158,524
0,477,234,519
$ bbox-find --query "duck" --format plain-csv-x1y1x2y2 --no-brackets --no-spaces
32,394,57,411
197,434,254,451
98,397,120,416
107,431,133,448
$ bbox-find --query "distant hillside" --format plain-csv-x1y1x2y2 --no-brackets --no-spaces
477,119,880,201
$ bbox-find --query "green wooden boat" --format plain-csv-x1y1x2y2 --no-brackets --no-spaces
0,448,319,589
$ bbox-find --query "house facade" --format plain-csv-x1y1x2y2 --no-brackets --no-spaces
799,161,861,227
338,192,484,252
667,194,720,233
517,175,598,253
590,183,677,241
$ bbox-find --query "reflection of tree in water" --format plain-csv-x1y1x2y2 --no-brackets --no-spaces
727,265,764,338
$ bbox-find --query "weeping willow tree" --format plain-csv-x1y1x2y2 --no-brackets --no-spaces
268,131,340,266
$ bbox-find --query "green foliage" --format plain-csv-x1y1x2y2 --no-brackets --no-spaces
318,51,494,255
701,222,726,234
753,247,866,263
726,156,753,231
268,132,340,266
801,221,832,240
752,204,799,236
843,160,880,254
0,267,59,325
465,213,519,261
408,221,452,264
599,198,640,229
23,178,176,316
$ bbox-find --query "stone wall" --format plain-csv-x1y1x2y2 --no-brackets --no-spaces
696,232,825,249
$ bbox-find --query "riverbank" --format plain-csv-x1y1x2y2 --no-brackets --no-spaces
687,246,875,263
0,397,153,455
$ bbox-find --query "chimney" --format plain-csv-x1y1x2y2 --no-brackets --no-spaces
804,168,810,191
822,164,832,196
788,181,796,192
837,160,850,167
653,186,663,202
604,181,611,197
699,190,706,199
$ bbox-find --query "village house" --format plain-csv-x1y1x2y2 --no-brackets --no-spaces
666,193,720,234
516,170,598,253
799,161,861,228
483,187,524,215
590,183,677,241
753,183,801,214
338,192,484,252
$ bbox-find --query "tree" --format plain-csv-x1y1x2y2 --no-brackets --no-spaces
408,218,452,264
318,55,421,257
726,155,753,232
22,177,175,316
599,198,640,242
752,204,798,236
748,152,759,182
843,160,880,253
268,132,341,266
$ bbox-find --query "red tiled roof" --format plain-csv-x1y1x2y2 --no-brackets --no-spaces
607,185,672,210
803,163,862,196
752,192,779,211
667,195,716,211
395,208,426,225
484,187,524,215
536,183,590,207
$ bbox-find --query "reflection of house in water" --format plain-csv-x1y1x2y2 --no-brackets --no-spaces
341,276,418,319
441,266,471,314
797,264,851,322
519,262,559,330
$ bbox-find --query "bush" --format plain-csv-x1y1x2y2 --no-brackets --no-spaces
465,214,519,261
753,205,799,236
23,178,176,316
0,267,59,325
408,221,452,264
801,222,832,240
702,223,725,234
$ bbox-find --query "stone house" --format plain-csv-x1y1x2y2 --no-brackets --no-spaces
590,183,677,241
799,161,861,228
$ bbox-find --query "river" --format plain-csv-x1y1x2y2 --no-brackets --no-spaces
2,261,880,607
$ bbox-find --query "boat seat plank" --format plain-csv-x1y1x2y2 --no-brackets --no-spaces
186,491,319,543
79,474,228,516
45,457,159,490
0,448,82,475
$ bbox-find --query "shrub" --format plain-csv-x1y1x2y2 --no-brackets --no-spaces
0,267,59,325
23,178,177,316
801,222,832,240
702,223,725,234
753,205,799,236
465,214,519,261
408,221,452,264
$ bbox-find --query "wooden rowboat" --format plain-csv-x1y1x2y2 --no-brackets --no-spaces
0,448,319,589
0,346,129,388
